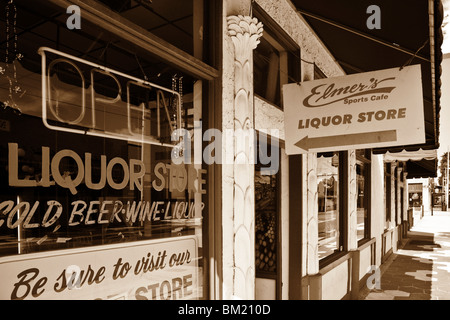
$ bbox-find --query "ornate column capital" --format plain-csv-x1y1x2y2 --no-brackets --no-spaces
227,15,263,60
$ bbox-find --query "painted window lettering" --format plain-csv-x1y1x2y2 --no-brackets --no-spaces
2,143,207,230
0,199,203,230
7,143,206,196
6,239,197,300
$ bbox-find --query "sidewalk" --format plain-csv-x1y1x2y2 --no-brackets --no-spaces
359,211,450,300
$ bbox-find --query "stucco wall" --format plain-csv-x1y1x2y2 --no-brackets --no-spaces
255,278,276,299
254,97,284,140
321,260,349,300
255,0,344,78
359,245,372,280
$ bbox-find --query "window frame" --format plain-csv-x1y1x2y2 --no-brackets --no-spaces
254,144,281,279
254,133,283,300
395,166,399,226
384,162,392,229
313,58,350,268
48,0,219,80
252,3,301,110
356,149,371,246
318,151,348,268
0,0,221,300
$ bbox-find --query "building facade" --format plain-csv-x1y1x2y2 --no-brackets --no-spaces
0,0,442,300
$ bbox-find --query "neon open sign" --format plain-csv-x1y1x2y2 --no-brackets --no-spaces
38,47,181,147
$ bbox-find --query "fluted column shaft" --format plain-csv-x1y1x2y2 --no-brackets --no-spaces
225,14,263,299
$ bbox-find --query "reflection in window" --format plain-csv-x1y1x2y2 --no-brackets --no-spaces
395,167,398,225
356,150,371,243
384,163,391,229
317,153,340,260
255,139,279,277
0,0,209,300
255,166,278,275
98,0,199,57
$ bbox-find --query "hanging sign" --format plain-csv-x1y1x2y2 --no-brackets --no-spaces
283,65,425,154
0,236,199,300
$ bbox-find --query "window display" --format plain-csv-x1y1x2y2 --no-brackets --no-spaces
0,0,210,300
255,166,278,275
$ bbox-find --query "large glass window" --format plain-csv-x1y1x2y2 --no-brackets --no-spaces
317,152,344,260
255,162,279,276
356,150,371,243
0,0,211,300
384,163,392,229
254,136,280,278
97,0,204,58
395,167,399,225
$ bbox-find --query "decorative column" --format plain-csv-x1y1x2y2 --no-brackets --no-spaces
305,153,319,275
398,167,404,223
390,163,396,229
348,150,358,250
225,14,263,299
403,171,408,223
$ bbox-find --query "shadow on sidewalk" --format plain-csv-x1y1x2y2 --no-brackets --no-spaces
362,231,439,300
435,232,450,238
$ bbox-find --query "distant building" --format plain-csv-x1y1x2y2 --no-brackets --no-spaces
407,178,432,212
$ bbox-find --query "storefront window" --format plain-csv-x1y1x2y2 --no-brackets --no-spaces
395,167,399,225
97,0,203,58
384,163,391,228
356,150,371,243
317,152,342,260
255,151,279,276
0,0,211,300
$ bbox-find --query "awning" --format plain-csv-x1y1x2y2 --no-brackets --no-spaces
384,149,438,178
292,0,443,177
384,149,438,162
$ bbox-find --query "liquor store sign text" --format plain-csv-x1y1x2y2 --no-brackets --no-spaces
283,65,425,154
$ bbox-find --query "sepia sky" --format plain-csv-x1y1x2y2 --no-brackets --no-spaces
442,0,450,53
438,0,450,162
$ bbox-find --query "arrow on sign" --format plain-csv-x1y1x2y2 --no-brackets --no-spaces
295,130,397,151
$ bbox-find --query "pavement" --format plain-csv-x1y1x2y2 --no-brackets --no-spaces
359,210,450,300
